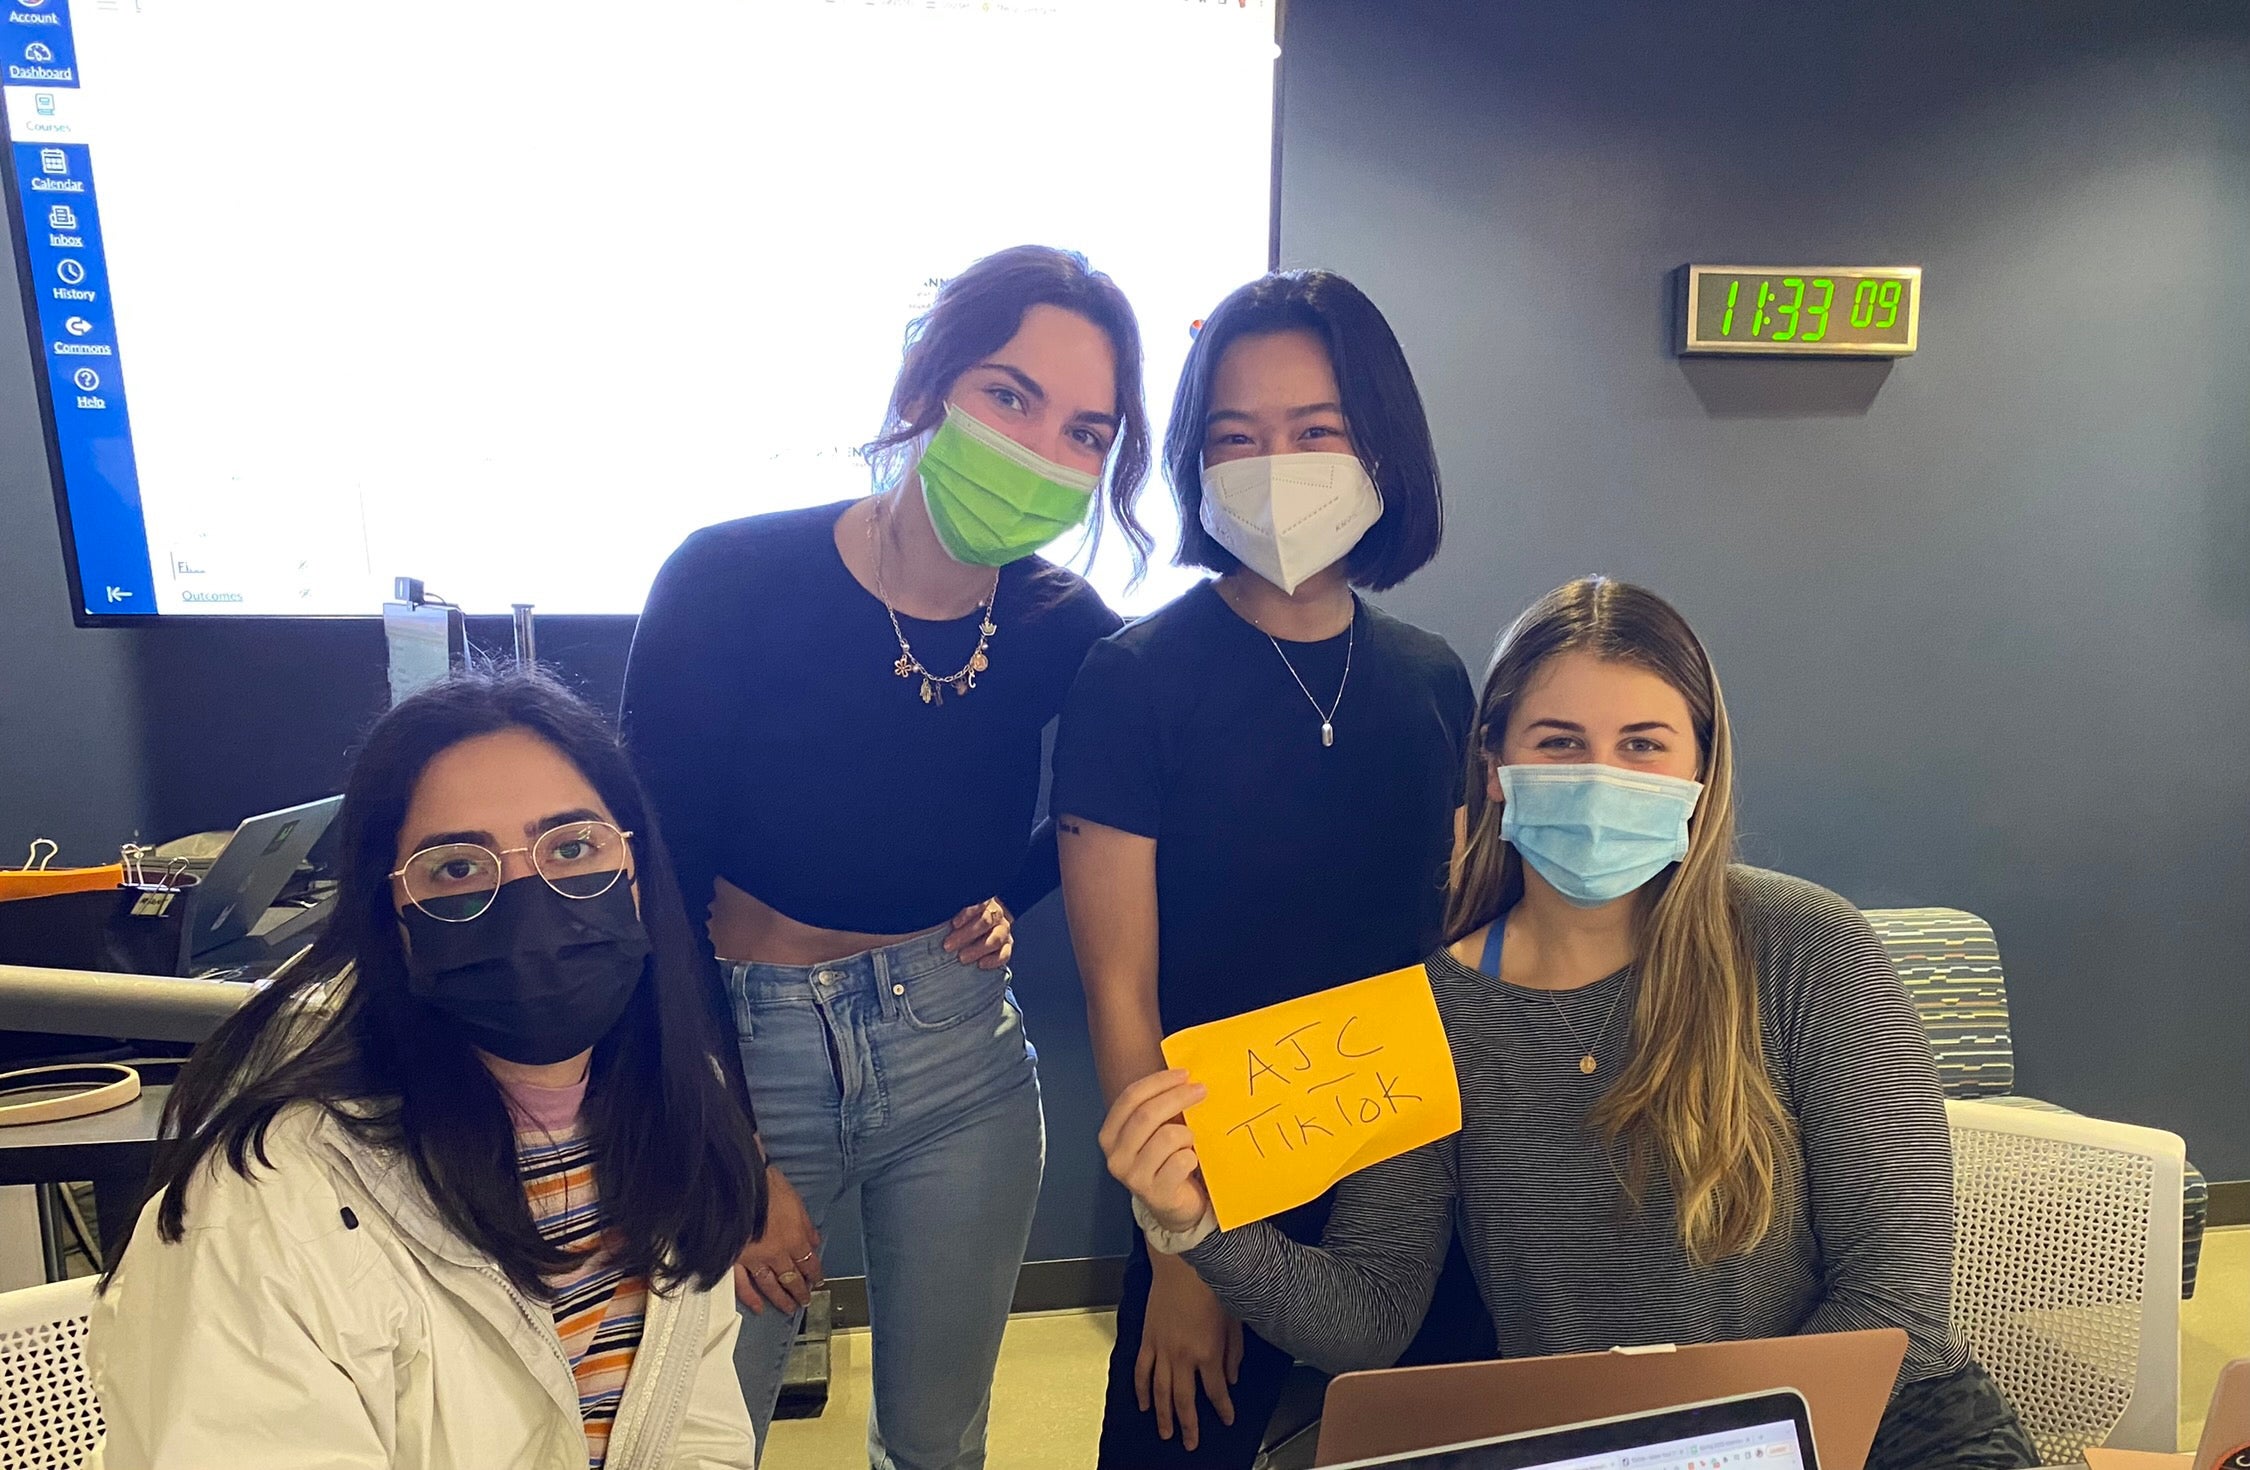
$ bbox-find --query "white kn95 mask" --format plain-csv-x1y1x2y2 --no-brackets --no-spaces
1198,452,1383,595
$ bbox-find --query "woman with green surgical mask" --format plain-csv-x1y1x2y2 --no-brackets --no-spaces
621,244,1151,1467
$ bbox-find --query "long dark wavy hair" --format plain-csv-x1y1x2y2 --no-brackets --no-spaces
109,671,765,1297
861,243,1155,576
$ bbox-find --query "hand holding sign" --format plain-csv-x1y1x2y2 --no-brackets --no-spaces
1155,965,1462,1231
1101,1070,1216,1235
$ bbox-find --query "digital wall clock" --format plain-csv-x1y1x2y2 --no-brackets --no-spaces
1679,265,1921,356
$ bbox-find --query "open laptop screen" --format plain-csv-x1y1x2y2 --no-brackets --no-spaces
1331,1392,1815,1470
1522,1417,1806,1470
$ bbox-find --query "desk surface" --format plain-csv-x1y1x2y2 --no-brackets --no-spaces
0,1081,169,1186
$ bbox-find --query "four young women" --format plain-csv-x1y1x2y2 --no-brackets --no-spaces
84,244,2032,1470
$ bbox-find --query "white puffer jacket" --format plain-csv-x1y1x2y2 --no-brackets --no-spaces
85,1103,756,1469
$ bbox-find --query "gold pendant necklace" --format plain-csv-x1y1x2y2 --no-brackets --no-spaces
1547,982,1628,1076
871,496,998,706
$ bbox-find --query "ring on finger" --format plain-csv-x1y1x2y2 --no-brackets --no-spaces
792,1250,816,1264
753,1265,778,1279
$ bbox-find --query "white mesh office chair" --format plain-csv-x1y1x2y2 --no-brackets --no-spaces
0,1274,102,1470
1947,1098,2184,1465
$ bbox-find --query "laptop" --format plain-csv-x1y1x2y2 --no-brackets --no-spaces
1324,1389,1819,1469
179,796,344,962
2201,1358,2250,1470
1315,1329,1905,1470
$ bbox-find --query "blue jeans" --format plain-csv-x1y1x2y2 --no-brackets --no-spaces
725,927,1045,1470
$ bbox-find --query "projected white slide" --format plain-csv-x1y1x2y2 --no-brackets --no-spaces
3,0,1276,616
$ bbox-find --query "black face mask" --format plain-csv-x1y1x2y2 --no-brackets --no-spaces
401,876,651,1066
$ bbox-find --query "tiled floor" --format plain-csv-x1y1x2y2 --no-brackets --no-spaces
768,1227,2249,1465
764,1305,1115,1465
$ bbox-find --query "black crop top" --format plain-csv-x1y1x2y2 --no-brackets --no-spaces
621,500,1121,941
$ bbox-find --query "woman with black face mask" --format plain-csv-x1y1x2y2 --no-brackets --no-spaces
86,671,767,1470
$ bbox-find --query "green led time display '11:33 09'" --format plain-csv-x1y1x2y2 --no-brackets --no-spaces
1680,266,1921,356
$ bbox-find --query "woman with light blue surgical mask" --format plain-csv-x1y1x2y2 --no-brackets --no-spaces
1101,577,2038,1470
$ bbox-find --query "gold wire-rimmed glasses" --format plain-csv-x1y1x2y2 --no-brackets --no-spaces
389,820,635,923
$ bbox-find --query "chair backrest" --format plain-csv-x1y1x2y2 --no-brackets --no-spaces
0,1274,103,1470
1865,907,2015,1098
1946,1098,2184,1463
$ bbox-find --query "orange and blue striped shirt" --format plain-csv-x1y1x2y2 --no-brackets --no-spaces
507,1077,646,1469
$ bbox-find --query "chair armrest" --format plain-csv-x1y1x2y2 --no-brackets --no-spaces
1982,1095,2208,1298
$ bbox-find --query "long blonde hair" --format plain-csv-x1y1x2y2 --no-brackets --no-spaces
1447,576,1794,1265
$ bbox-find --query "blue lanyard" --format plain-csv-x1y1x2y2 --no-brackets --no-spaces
1478,918,1504,979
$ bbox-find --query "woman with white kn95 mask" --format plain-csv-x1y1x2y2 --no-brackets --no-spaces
1053,270,1493,1469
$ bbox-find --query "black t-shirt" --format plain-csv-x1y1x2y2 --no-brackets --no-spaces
1052,581,1474,1032
621,500,1121,939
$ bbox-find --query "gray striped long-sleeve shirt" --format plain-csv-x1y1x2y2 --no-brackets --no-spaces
1184,866,1969,1385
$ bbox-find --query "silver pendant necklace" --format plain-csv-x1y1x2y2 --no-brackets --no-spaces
1264,616,1354,748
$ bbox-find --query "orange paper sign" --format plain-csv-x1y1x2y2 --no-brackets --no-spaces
1160,965,1463,1231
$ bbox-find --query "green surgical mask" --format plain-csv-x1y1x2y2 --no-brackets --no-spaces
915,403,1098,567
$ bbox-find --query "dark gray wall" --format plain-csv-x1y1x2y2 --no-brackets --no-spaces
1284,0,2250,1177
0,233,144,862
1,0,2243,1271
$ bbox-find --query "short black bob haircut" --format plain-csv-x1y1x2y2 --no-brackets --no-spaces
110,670,765,1301
1153,270,1444,592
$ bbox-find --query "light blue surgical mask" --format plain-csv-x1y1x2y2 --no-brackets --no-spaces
1497,763,1704,908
